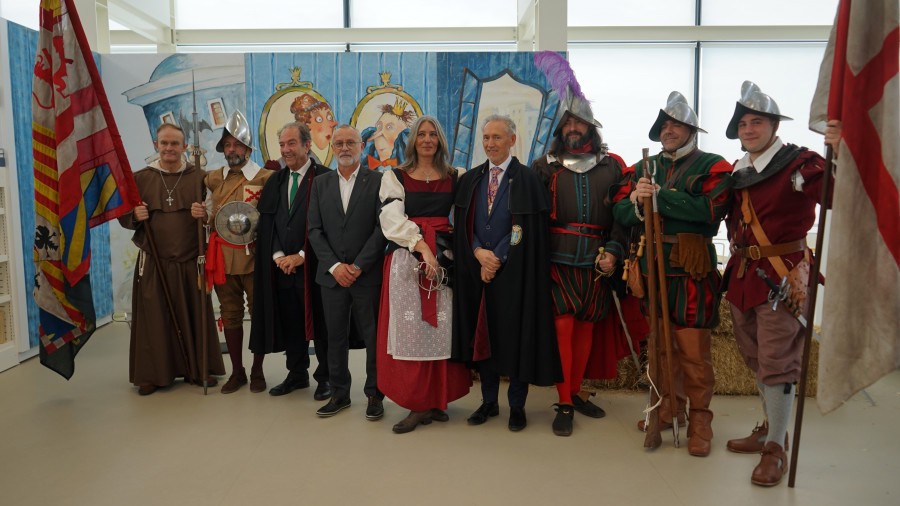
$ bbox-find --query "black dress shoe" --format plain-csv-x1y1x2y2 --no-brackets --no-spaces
268,375,310,396
317,397,351,417
508,406,527,432
313,382,333,401
467,402,500,425
552,403,574,436
366,396,385,421
572,393,606,418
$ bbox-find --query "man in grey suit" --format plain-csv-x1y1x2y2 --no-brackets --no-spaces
307,124,387,420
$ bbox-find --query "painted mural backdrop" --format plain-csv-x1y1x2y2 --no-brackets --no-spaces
3,30,563,329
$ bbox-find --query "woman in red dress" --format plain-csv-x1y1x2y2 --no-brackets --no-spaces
377,116,472,433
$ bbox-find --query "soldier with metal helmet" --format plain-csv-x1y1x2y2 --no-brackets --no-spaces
613,91,734,457
192,110,274,394
531,52,630,437
721,82,834,486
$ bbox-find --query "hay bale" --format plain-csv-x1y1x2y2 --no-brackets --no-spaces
586,298,819,397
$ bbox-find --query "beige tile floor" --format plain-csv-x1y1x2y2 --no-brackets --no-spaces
1,322,897,506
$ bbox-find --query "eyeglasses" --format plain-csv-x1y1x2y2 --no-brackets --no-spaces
332,140,359,149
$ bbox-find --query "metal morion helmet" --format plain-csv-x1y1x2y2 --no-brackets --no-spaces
216,110,254,152
533,51,603,137
648,91,706,142
725,81,792,139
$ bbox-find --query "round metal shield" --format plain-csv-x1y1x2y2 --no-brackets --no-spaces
214,201,260,245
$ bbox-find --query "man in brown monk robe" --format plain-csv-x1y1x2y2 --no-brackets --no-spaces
119,123,225,395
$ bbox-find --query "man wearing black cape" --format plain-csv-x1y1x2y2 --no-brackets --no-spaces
250,122,331,400
452,114,561,432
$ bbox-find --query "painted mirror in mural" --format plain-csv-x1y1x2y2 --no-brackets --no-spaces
450,69,557,170
350,72,423,172
259,67,338,166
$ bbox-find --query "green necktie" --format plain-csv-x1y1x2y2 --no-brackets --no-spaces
289,171,299,207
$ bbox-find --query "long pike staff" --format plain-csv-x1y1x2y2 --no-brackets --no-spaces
641,148,662,449
647,150,681,447
192,70,210,395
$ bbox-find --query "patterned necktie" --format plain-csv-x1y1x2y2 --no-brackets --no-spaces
289,171,300,207
487,166,502,213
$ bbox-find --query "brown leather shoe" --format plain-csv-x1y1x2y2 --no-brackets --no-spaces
138,385,158,396
429,409,450,422
220,368,247,394
249,369,266,393
392,411,432,434
727,422,789,453
751,442,788,486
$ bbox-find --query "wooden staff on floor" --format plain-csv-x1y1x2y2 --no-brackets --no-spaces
646,147,681,448
641,147,662,449
788,144,835,487
192,71,211,395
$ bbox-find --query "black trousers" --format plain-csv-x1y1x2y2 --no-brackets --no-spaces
320,283,381,400
276,285,329,385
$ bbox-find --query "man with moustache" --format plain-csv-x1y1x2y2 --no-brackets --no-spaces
196,110,274,394
722,82,836,486
119,123,225,395
531,92,629,437
613,92,733,456
250,122,332,400
453,114,560,432
307,125,387,420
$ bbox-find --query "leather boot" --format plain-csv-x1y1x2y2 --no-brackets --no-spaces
674,327,714,456
687,409,713,456
751,441,788,486
221,367,247,394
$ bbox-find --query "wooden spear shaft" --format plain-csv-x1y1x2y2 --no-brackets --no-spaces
788,144,835,487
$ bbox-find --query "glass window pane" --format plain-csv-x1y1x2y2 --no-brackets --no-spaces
701,0,839,26
175,0,343,29
1,2,39,30
351,0,515,28
698,42,829,165
568,0,695,27
568,44,696,165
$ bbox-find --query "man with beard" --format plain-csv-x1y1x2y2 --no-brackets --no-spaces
250,122,332,401
119,123,225,395
307,125,387,420
722,82,837,486
195,110,274,394
613,92,733,456
531,88,629,437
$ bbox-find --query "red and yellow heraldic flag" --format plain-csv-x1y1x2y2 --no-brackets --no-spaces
31,0,140,379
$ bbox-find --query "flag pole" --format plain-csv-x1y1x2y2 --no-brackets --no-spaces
788,144,835,488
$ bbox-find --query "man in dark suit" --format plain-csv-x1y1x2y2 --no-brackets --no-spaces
250,122,332,400
307,124,387,420
453,115,561,432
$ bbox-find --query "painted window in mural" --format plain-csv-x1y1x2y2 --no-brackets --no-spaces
450,68,556,170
